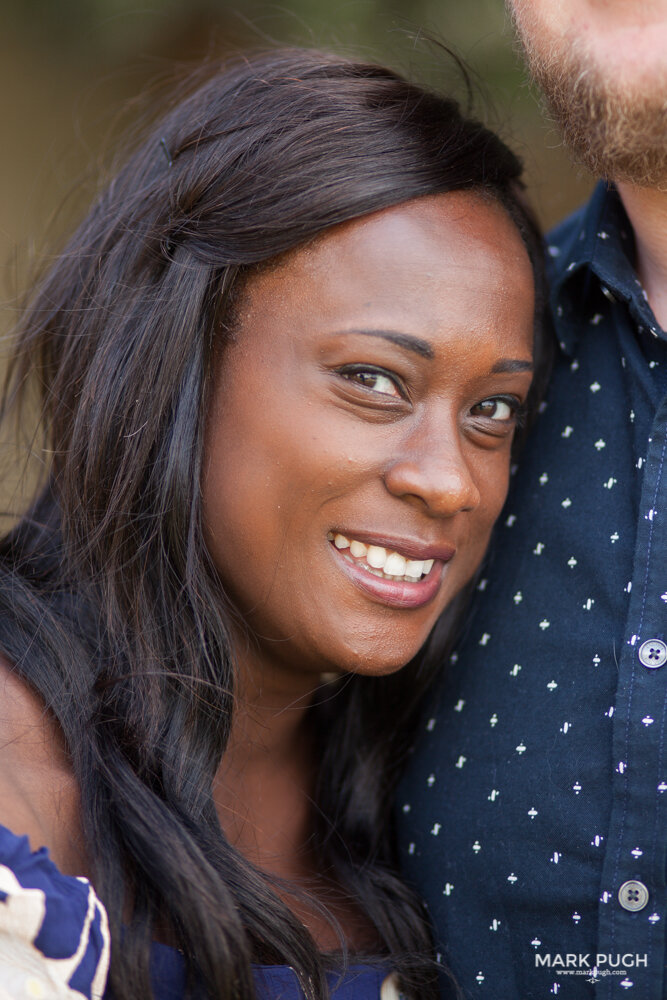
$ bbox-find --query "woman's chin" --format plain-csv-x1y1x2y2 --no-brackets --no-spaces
319,636,425,678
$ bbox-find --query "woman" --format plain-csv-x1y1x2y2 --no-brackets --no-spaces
0,48,550,1000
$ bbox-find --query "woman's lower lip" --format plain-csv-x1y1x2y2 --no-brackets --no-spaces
330,543,445,609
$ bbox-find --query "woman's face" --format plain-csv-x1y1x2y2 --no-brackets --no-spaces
203,192,535,688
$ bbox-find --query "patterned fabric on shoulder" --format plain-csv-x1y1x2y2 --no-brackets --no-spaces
0,824,110,1000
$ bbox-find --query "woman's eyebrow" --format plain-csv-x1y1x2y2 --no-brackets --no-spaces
335,332,533,373
338,329,434,359
491,359,534,373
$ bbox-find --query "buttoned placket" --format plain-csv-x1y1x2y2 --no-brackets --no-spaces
595,348,667,998
395,184,667,1000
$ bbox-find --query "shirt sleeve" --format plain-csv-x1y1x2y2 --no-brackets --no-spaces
0,824,110,999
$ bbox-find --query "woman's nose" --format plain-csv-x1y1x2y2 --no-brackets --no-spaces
383,435,481,517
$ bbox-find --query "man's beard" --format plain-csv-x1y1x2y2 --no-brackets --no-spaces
513,20,667,188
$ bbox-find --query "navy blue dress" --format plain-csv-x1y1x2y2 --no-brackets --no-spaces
0,824,396,999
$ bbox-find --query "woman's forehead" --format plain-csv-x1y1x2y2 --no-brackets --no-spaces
235,192,532,323
215,190,534,383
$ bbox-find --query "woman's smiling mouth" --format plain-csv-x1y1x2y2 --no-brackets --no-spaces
327,530,455,609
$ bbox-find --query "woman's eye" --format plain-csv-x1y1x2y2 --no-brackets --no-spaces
341,368,402,398
472,397,516,421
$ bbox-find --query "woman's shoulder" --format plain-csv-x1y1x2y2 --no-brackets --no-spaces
0,654,110,997
0,649,67,768
0,651,83,874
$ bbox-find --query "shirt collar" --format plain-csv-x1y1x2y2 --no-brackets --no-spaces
547,181,661,355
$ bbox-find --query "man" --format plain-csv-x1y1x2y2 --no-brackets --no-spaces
398,2,667,997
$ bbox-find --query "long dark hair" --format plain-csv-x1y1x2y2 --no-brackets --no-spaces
0,48,550,1000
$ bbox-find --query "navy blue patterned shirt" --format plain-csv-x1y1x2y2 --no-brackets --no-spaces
397,182,667,1000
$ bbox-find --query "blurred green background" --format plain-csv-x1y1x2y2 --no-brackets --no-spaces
0,0,593,517
1,0,594,289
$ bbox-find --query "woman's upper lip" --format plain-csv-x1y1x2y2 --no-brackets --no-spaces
330,529,455,563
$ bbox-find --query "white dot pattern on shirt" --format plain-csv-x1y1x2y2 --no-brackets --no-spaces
398,191,667,998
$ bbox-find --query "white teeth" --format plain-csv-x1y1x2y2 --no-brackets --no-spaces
366,545,386,569
405,559,424,578
329,532,435,581
384,552,407,577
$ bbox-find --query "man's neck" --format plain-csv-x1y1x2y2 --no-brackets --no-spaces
616,181,667,331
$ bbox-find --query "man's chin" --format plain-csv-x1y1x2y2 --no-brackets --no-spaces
541,76,667,188
511,15,667,188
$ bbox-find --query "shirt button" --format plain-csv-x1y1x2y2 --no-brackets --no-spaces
638,638,667,669
618,880,649,912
